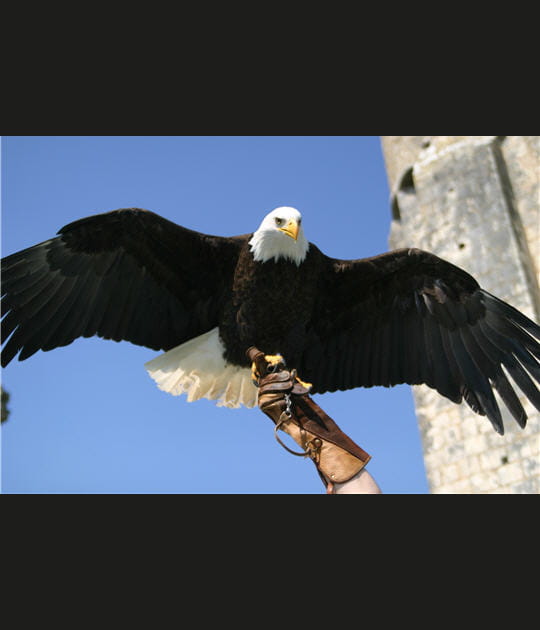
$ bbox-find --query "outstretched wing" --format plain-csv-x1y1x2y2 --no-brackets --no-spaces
301,248,540,434
1,208,248,367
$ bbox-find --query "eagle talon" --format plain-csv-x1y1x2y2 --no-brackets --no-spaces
251,353,286,382
264,354,285,368
264,354,286,374
251,361,261,383
295,376,313,391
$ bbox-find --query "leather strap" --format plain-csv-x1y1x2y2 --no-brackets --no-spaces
292,395,372,466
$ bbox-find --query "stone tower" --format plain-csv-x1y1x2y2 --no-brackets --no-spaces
380,136,539,493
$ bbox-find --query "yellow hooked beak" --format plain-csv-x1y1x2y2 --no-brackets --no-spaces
278,219,299,241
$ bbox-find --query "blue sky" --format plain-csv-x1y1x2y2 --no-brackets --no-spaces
1,136,430,494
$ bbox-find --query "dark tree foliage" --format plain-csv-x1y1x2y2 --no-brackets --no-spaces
1,387,9,423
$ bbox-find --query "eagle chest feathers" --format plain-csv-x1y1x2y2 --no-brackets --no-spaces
220,245,321,366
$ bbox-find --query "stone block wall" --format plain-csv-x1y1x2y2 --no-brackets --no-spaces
380,136,539,493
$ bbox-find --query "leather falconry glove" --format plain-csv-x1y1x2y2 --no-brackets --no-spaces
247,347,371,487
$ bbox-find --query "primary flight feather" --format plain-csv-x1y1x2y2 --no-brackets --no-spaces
2,206,540,434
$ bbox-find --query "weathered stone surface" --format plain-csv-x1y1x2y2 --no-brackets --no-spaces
380,135,540,494
380,136,428,189
498,136,540,316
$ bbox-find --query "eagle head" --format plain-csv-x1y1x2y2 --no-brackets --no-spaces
249,206,309,265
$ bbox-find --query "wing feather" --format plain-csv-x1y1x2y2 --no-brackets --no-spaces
19,274,86,359
1,208,246,367
386,313,401,386
300,248,540,433
424,312,459,402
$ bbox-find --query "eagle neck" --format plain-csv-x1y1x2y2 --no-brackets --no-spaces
248,230,309,266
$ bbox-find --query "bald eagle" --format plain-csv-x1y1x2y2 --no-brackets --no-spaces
2,206,539,435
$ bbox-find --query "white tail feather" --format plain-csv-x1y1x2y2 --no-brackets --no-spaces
144,328,257,408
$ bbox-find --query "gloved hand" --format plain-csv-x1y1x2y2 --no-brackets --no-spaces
247,346,371,485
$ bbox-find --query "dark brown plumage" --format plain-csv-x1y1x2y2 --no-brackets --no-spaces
2,207,540,435
1,208,246,364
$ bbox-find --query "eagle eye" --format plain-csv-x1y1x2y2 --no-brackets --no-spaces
275,217,284,226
